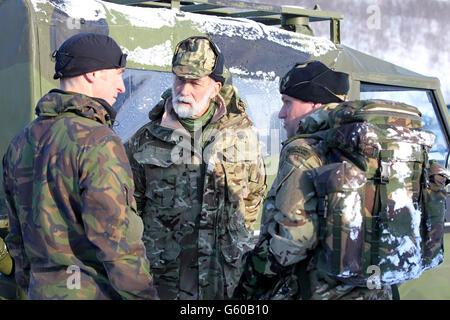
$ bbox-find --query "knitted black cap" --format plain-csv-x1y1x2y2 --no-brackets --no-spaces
280,61,349,103
52,33,127,80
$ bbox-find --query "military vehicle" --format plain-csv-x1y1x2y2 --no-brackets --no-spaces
0,0,449,299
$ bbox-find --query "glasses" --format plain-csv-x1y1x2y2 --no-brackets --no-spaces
172,36,221,73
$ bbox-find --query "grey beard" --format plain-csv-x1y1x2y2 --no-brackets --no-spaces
172,85,215,118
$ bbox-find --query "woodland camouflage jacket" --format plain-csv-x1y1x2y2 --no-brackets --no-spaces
234,102,393,300
2,90,157,300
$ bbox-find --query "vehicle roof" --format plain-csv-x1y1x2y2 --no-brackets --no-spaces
26,0,441,92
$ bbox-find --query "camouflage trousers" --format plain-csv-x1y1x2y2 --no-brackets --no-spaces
270,268,393,300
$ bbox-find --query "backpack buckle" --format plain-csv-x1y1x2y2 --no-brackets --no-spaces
379,161,391,184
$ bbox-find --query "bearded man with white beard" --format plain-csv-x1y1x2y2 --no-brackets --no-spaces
125,37,266,300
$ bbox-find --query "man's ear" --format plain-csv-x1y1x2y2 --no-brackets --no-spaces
83,72,96,83
210,81,222,99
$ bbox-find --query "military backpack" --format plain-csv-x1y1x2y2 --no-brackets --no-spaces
291,99,449,287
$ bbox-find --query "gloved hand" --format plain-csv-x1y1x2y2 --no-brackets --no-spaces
0,237,13,275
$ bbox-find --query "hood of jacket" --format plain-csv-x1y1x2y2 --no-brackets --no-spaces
35,89,117,127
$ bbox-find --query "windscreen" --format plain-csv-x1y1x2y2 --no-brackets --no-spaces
360,83,449,166
112,69,285,177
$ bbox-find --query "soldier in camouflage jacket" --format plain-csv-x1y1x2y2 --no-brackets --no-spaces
126,37,266,300
2,33,157,300
234,61,392,300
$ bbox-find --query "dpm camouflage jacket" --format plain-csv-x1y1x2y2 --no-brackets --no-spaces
2,90,157,300
234,103,393,300
126,85,266,300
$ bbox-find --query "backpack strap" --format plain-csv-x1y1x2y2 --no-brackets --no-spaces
293,254,313,300
391,284,401,300
371,149,393,266
316,172,341,276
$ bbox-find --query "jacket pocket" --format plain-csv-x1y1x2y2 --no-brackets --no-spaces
125,209,144,245
144,165,192,209
421,160,450,268
220,242,242,268
222,162,249,202
310,162,367,281
145,176,176,208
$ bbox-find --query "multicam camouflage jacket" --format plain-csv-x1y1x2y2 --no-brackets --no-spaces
2,90,158,300
234,102,393,300
126,85,266,300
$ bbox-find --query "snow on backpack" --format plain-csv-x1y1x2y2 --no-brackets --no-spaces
295,99,449,286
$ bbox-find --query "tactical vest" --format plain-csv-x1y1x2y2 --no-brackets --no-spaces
290,99,449,287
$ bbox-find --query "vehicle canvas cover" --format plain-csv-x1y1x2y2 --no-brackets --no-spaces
293,99,449,286
2,0,445,145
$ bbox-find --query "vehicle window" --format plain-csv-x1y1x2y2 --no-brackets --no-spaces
113,69,286,160
231,77,286,158
360,83,449,165
113,69,173,142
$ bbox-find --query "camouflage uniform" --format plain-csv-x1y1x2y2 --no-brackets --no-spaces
2,89,158,300
126,85,266,300
234,103,392,300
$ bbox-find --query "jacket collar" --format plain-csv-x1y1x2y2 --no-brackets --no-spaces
35,89,116,127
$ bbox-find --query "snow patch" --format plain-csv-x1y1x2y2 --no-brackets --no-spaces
30,0,47,10
379,231,423,283
229,67,278,81
32,0,176,28
378,186,423,283
103,2,176,29
342,191,363,240
392,142,415,160
121,40,173,67
44,0,107,20
392,161,411,184
183,9,336,57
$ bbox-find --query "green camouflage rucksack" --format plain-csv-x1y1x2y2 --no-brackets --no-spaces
293,99,449,287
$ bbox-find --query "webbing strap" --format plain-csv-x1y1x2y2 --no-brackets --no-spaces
411,161,421,203
317,197,328,243
419,150,430,241
332,209,342,275
370,187,380,266
317,181,328,242
391,284,401,300
371,183,387,266
370,150,393,266
294,255,313,300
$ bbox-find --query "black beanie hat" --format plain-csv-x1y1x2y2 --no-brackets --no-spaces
52,33,127,80
279,61,349,103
